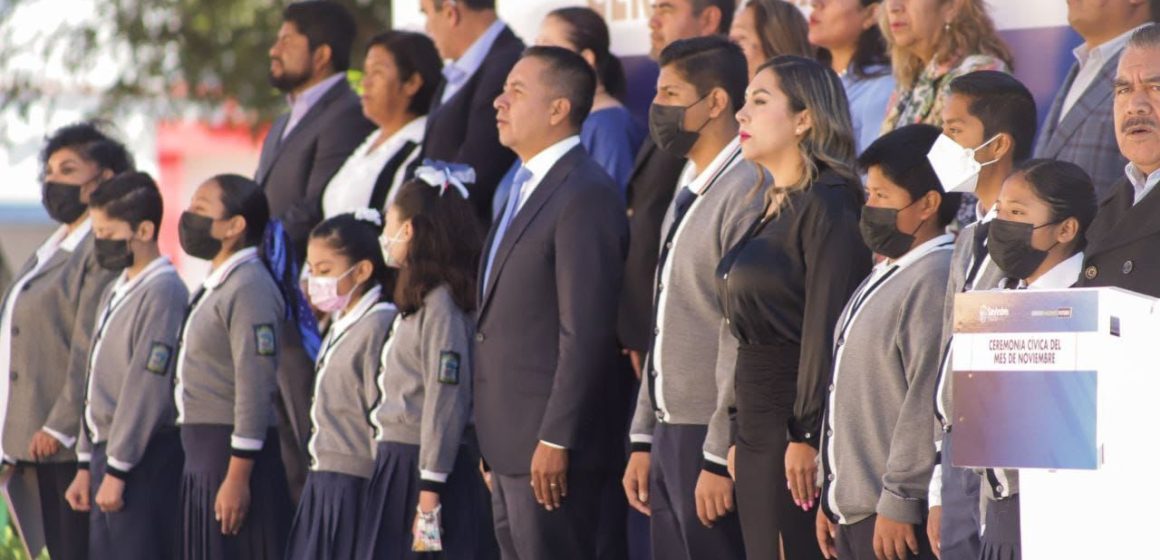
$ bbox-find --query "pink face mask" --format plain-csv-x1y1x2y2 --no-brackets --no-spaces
307,266,357,313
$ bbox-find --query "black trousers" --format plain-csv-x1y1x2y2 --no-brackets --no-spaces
734,344,824,560
490,471,607,560
649,423,745,560
837,515,937,560
38,461,89,560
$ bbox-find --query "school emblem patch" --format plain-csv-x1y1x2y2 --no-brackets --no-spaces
438,351,461,385
145,342,173,375
254,324,277,356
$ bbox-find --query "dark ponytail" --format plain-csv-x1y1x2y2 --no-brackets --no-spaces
549,7,627,101
309,212,395,300
1009,159,1098,252
210,173,322,360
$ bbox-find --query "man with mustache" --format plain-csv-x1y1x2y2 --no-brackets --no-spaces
1080,24,1160,296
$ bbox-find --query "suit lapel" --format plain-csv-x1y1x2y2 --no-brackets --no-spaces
1085,179,1160,256
258,79,351,185
478,146,585,318
257,115,288,183
1036,63,1076,156
625,138,657,202
1043,55,1119,158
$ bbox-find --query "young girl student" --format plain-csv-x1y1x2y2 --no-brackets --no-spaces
356,166,495,559
175,174,307,559
284,210,397,559
978,159,1098,560
63,172,187,558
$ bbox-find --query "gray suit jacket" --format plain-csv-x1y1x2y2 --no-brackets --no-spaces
256,77,375,256
1034,55,1127,201
1,234,115,462
473,145,629,475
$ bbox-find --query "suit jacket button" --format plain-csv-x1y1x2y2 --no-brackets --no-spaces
1122,260,1134,274
1084,265,1098,280
9,371,16,381
475,333,485,343
10,327,17,336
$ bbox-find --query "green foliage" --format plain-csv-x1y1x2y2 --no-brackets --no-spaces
0,0,392,125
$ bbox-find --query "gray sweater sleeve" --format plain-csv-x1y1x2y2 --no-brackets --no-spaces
417,288,474,492
628,369,656,449
44,242,116,443
225,278,285,456
879,267,946,524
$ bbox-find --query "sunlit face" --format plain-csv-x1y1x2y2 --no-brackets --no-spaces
654,65,714,134
420,0,457,60
1114,45,1160,175
649,0,704,60
882,0,951,58
729,5,766,80
865,165,935,238
268,21,315,93
306,237,368,297
494,57,567,156
994,172,1076,277
940,92,998,163
91,207,152,246
381,204,413,267
361,45,417,127
186,179,245,255
808,0,878,54
736,68,807,164
43,148,107,204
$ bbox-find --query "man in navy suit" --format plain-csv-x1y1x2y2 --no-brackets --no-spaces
419,0,524,222
474,46,629,560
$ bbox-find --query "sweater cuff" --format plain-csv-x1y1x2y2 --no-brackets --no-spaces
43,426,76,449
928,464,943,509
104,455,135,480
877,489,924,525
230,434,264,458
419,470,449,494
629,433,652,453
702,458,730,478
105,465,130,480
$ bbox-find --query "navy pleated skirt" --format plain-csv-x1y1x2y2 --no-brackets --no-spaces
980,495,1021,560
179,424,292,560
355,441,498,560
285,470,366,560
89,430,183,560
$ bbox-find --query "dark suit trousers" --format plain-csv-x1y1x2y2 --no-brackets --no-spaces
939,432,982,560
491,471,606,560
38,461,88,560
837,515,936,560
649,423,745,560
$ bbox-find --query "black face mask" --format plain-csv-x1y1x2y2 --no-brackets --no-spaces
649,93,711,157
859,200,925,259
987,218,1061,280
94,238,134,271
179,212,222,260
41,182,88,224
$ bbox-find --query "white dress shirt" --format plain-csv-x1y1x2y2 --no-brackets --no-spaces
1125,162,1160,206
440,20,506,104
282,73,346,140
322,116,427,217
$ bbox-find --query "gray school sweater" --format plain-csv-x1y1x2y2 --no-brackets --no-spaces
308,285,396,479
373,284,474,491
820,235,953,526
175,248,285,457
77,258,187,478
628,142,767,468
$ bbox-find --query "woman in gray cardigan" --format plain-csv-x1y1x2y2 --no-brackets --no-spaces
284,211,396,559
356,171,496,559
0,122,131,560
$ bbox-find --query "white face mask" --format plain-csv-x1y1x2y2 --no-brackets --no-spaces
926,133,1001,193
379,228,406,269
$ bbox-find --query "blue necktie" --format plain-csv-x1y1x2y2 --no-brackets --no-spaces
484,166,533,292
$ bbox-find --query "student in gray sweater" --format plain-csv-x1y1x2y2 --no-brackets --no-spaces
62,172,187,559
357,173,497,559
816,125,957,560
622,36,760,560
285,211,397,560
174,174,295,560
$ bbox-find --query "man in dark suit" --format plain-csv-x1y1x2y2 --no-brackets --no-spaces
474,46,628,559
619,0,734,375
257,0,373,503
1034,0,1154,200
419,0,524,222
1080,25,1160,296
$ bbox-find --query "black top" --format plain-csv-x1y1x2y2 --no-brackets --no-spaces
716,168,871,442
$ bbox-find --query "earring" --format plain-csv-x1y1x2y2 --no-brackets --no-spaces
944,21,951,32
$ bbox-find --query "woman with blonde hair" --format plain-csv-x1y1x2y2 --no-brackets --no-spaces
879,0,1012,131
731,0,816,79
719,55,871,559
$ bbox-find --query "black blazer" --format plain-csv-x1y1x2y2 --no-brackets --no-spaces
473,145,629,476
616,137,687,352
421,26,524,222
1079,177,1160,296
256,78,375,258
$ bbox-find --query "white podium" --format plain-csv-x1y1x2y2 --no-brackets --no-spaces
951,287,1160,560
